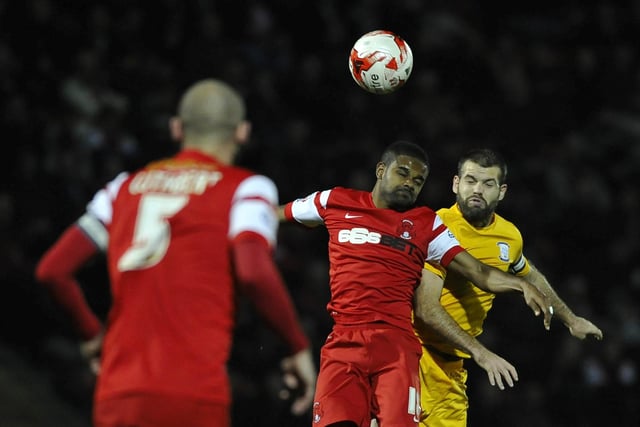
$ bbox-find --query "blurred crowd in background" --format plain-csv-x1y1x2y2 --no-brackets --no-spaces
1,0,639,426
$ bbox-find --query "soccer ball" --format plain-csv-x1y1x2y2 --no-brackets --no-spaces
348,30,413,95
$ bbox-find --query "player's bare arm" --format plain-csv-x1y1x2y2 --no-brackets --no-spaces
277,205,287,222
524,263,603,340
446,250,553,329
414,268,518,390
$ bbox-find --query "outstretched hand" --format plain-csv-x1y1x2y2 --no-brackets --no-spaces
520,281,553,330
79,331,103,375
280,348,317,416
473,348,519,390
566,316,604,340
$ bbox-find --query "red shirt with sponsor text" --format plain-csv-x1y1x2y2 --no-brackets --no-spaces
283,187,464,336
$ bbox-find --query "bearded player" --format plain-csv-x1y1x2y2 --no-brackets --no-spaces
279,141,553,427
416,148,603,427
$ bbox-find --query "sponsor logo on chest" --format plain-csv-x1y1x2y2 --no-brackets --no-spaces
337,225,419,255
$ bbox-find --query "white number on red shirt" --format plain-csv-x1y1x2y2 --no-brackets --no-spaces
117,194,188,271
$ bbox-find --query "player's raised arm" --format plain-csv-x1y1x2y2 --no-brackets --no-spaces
278,191,327,228
446,250,554,330
414,268,518,390
524,262,603,339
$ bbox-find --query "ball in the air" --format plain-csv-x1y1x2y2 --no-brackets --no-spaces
348,30,413,95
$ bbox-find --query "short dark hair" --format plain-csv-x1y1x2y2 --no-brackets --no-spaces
457,148,508,184
380,141,430,169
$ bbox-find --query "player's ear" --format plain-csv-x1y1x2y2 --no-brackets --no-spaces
234,120,251,145
375,162,385,180
169,116,183,142
498,183,507,201
452,175,460,194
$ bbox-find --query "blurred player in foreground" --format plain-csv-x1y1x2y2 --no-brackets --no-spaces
416,148,603,427
278,141,552,427
35,79,316,427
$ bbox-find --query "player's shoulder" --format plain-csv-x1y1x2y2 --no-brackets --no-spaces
205,163,279,202
325,186,367,203
492,211,524,239
492,210,519,229
414,203,437,214
235,173,277,199
101,171,131,195
409,203,438,218
331,186,360,195
435,205,457,222
398,204,439,226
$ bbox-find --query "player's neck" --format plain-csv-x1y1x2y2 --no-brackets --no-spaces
182,140,236,165
370,187,386,209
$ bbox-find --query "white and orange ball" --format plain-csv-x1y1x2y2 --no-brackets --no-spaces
348,30,413,95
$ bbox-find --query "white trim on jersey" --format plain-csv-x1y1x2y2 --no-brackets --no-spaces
426,227,461,263
289,189,331,226
86,172,130,225
432,214,444,229
229,175,279,247
77,213,108,251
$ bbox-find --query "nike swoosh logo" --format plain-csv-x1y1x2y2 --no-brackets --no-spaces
345,213,363,219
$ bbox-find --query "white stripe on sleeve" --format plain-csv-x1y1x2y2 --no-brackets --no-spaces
229,175,279,246
86,172,129,225
289,189,331,226
77,213,108,251
426,227,461,263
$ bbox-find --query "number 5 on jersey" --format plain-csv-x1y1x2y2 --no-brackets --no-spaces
118,194,189,271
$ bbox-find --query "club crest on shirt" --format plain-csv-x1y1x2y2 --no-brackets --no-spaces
398,219,415,240
497,242,510,262
313,402,323,423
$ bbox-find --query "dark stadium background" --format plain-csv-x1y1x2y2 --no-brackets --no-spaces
1,0,638,426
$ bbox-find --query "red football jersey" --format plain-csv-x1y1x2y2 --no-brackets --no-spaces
284,187,464,335
83,150,280,405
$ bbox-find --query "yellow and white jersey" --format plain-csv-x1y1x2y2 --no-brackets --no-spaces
422,203,530,358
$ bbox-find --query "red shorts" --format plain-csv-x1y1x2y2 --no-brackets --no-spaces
312,324,422,427
93,393,230,427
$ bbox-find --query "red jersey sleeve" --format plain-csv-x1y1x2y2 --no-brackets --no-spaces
231,232,310,354
34,223,103,340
